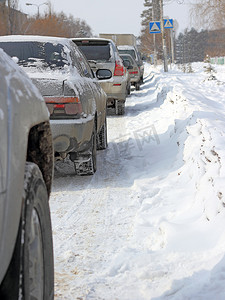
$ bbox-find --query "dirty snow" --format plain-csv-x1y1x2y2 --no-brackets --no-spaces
50,62,225,299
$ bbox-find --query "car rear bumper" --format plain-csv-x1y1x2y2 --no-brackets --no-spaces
99,77,127,101
130,76,140,84
50,116,94,154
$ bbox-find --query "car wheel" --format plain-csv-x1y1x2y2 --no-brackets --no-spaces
0,162,54,299
135,82,140,91
97,117,108,150
87,127,97,174
22,162,54,299
127,83,131,95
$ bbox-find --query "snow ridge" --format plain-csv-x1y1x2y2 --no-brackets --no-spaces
51,63,225,299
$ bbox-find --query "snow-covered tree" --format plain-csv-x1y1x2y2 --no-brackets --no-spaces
203,55,217,81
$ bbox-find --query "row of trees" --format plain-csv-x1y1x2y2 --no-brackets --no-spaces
139,0,225,63
190,0,225,31
175,27,225,64
0,0,92,37
175,29,208,64
1,0,225,62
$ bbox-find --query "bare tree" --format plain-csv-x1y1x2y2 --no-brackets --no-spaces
23,12,92,38
0,0,22,34
7,0,19,34
191,0,225,30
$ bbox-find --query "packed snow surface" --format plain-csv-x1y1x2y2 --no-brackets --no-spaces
50,62,225,299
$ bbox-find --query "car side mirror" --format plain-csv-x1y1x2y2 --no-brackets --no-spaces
96,69,112,80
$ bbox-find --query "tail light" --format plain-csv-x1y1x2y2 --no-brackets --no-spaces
129,71,139,74
114,60,124,76
44,96,82,118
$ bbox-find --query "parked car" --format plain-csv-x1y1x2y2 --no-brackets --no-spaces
71,38,130,115
0,49,54,299
120,53,141,90
0,35,109,175
117,45,144,84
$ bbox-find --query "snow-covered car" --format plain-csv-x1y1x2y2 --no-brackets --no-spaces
71,38,129,115
117,45,144,84
120,53,141,90
0,49,54,298
0,35,109,175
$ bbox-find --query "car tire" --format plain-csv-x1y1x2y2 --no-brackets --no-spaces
87,127,97,174
127,83,131,95
97,117,108,150
22,162,54,299
0,162,54,300
135,82,140,91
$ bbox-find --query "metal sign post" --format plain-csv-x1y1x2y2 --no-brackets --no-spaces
159,0,168,72
164,19,174,65
150,10,174,71
170,28,174,64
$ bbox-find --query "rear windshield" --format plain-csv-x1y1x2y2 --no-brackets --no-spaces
120,55,134,64
0,41,68,69
74,41,111,61
118,49,136,60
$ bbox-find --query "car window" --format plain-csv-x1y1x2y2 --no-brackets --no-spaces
0,41,68,69
118,49,137,60
121,55,134,64
69,47,84,74
72,46,94,78
77,44,111,62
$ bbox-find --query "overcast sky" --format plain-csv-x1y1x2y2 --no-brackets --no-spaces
19,0,193,36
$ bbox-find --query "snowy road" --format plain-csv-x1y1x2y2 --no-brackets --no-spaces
50,63,225,299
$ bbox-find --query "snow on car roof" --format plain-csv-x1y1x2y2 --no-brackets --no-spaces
71,37,113,43
117,45,137,50
0,35,71,46
119,53,135,59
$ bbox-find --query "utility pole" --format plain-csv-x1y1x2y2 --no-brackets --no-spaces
159,0,168,72
170,28,174,64
26,2,48,19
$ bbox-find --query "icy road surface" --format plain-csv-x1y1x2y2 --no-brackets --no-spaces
50,63,225,299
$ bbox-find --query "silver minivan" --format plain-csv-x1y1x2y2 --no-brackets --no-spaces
120,53,141,90
117,45,144,84
71,38,129,115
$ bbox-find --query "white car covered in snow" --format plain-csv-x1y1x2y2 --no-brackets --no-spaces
0,35,110,175
0,49,54,299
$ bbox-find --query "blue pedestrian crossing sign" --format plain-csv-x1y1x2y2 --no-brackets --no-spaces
164,19,173,29
149,21,161,34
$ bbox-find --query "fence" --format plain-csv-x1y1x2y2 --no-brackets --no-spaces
210,57,225,65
